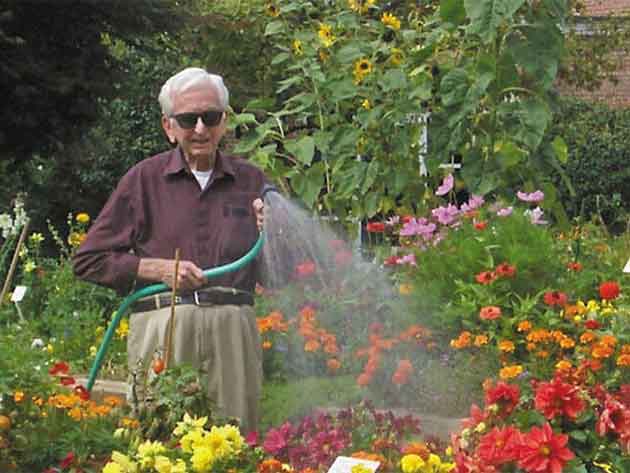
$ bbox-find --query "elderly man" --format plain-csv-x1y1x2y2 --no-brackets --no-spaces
73,67,267,432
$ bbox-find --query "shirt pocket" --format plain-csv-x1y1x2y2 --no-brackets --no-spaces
219,192,259,263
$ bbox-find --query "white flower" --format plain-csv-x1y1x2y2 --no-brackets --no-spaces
31,338,45,349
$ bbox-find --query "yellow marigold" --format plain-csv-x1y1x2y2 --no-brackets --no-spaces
292,39,303,56
555,360,572,371
498,340,515,353
616,354,630,367
68,231,87,248
474,335,488,347
353,58,373,84
266,3,280,17
389,47,404,66
348,0,375,14
517,320,532,332
381,12,401,30
120,417,140,429
499,364,523,380
318,23,335,48
68,406,84,421
400,454,425,473
76,212,90,224
116,319,129,339
361,99,372,110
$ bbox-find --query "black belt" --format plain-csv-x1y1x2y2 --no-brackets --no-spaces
132,289,254,313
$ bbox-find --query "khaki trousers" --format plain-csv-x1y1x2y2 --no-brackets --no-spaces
127,303,262,432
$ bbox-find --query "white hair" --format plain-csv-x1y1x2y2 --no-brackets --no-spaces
158,67,229,116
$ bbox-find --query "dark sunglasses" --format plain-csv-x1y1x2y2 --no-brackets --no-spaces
171,110,224,129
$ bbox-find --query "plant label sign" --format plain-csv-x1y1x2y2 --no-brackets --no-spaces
327,456,380,473
11,285,27,302
624,257,630,273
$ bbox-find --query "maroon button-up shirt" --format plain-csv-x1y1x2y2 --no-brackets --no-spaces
73,147,267,295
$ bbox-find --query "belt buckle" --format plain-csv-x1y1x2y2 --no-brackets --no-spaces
193,290,215,307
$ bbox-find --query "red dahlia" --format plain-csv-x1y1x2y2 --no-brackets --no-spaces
543,291,568,307
534,377,585,420
516,423,574,473
599,281,620,300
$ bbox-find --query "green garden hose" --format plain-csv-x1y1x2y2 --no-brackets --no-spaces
85,231,265,392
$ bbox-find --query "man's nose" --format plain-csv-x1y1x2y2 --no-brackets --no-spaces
194,116,207,133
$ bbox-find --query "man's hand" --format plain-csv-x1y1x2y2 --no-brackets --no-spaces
138,258,206,290
253,198,264,231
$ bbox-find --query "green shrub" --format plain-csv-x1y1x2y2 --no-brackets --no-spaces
551,98,630,231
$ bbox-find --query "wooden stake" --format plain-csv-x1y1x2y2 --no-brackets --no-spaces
164,248,181,369
0,220,30,307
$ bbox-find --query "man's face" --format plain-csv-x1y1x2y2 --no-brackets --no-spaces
161,84,227,169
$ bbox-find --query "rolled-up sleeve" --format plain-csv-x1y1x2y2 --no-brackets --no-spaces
73,171,140,295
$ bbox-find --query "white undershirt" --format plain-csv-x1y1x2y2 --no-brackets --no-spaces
191,169,212,190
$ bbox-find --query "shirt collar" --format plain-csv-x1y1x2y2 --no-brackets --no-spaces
163,147,236,179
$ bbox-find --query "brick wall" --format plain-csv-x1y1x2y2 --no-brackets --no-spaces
560,1,630,107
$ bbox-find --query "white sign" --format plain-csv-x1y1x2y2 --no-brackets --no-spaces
327,456,380,473
11,285,27,302
624,257,630,274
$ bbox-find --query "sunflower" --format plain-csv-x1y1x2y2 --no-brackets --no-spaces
292,39,303,56
381,12,401,30
353,58,373,84
318,23,335,47
348,0,375,14
265,3,280,17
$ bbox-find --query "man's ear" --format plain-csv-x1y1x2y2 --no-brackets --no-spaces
161,115,177,144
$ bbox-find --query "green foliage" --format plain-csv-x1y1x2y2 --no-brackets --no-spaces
550,98,630,232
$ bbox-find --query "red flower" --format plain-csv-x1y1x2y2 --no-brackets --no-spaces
477,426,521,465
596,394,630,437
401,215,413,224
474,221,487,230
295,260,316,278
475,271,497,285
73,385,90,401
60,376,76,386
567,261,582,272
479,306,502,321
383,255,398,266
49,361,70,376
366,222,385,233
60,451,75,469
245,430,259,447
495,262,516,278
516,423,574,473
599,281,620,300
584,319,600,330
485,381,520,417
534,377,585,420
543,291,568,307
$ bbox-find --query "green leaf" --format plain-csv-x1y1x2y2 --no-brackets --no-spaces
441,0,466,25
361,159,380,194
364,191,380,217
291,164,325,209
335,44,363,64
507,22,562,89
379,69,408,92
284,136,315,165
464,0,526,43
551,136,568,164
231,113,258,126
271,52,291,65
440,68,469,107
264,20,285,36
494,140,527,169
328,78,359,102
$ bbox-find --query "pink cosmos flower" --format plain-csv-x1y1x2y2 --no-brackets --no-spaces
496,206,513,217
435,174,454,196
432,204,460,225
517,190,544,203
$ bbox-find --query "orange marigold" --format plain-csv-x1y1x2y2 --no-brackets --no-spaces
474,335,489,347
259,459,284,473
499,365,523,380
517,320,532,332
498,340,515,353
580,332,596,344
616,354,630,367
